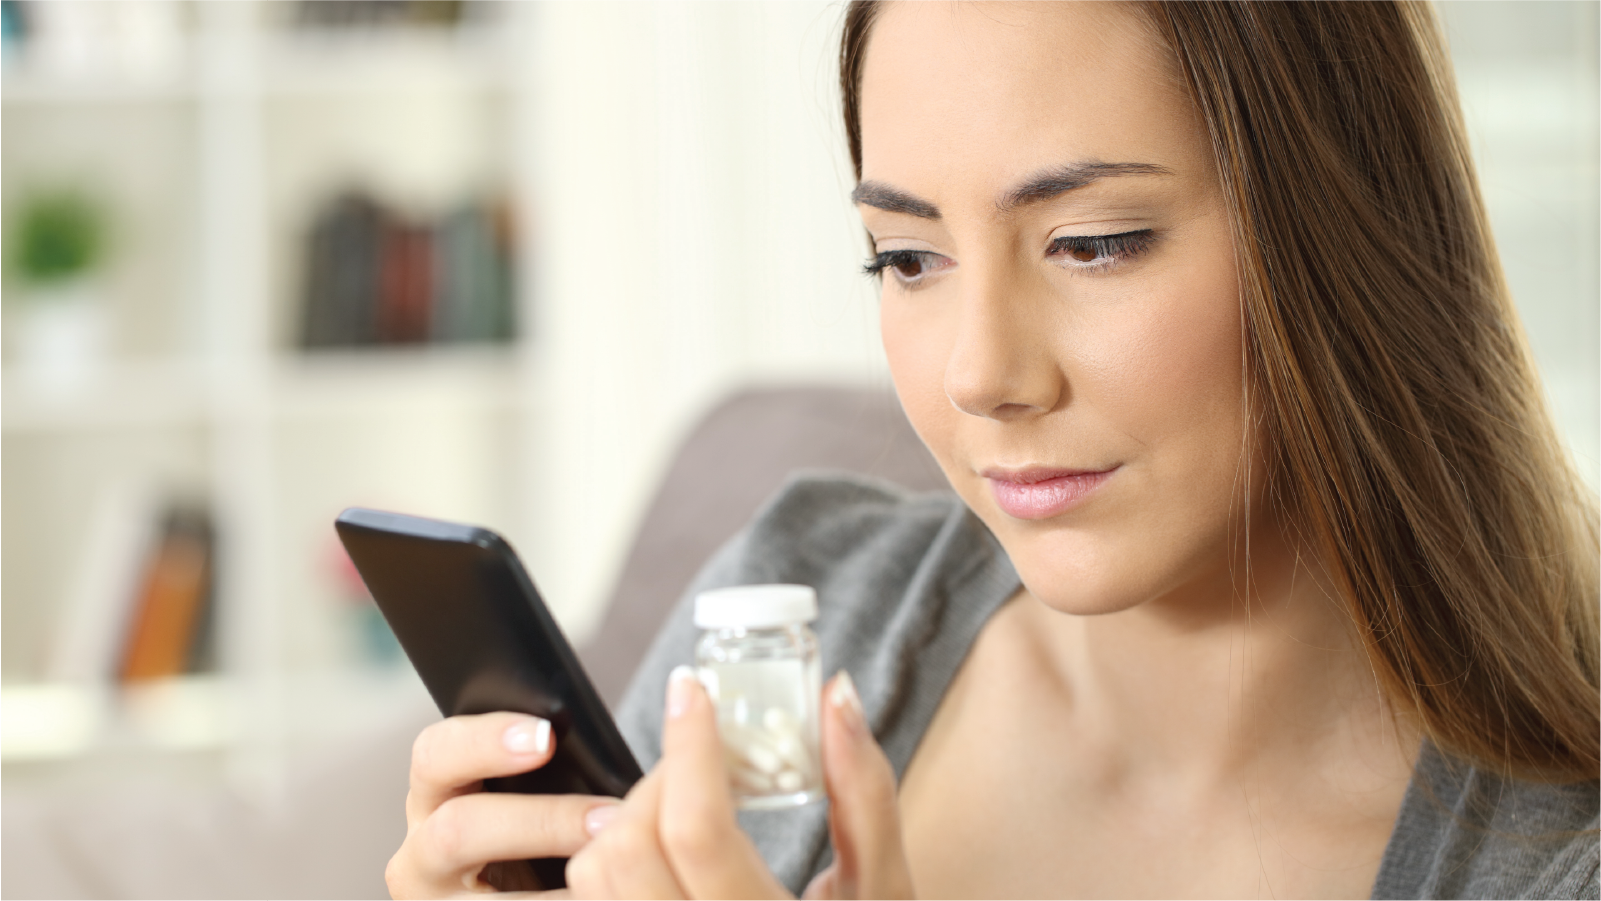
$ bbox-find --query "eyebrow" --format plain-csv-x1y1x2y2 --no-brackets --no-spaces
850,161,1175,220
849,181,940,218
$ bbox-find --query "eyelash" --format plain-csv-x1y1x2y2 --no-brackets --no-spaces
862,250,941,282
1047,229,1156,270
863,228,1157,286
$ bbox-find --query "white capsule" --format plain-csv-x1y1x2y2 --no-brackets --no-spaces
769,735,809,772
763,706,799,735
742,741,783,774
774,770,806,793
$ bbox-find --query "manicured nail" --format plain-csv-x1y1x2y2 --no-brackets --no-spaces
667,665,698,719
830,671,865,736
584,803,620,836
503,717,551,755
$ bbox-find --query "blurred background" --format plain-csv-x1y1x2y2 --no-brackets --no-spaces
1,1,1595,898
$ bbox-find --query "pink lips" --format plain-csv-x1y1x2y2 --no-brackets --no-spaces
984,466,1117,520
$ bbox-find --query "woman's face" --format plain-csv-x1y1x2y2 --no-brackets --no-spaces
858,1,1261,616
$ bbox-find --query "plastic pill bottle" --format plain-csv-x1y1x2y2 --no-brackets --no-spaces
693,584,823,810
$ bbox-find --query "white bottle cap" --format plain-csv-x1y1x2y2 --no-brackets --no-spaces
694,584,818,630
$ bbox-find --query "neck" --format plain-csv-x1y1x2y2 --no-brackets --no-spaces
1021,522,1418,789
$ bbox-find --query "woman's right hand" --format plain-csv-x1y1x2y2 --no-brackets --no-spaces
386,712,621,899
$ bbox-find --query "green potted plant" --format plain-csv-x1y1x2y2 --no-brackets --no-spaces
6,187,110,389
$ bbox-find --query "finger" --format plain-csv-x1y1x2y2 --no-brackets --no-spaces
658,666,789,899
486,889,568,901
407,792,617,888
567,768,683,899
390,845,568,901
820,671,915,899
800,865,839,900
407,713,555,827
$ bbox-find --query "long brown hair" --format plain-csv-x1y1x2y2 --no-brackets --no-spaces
841,0,1599,783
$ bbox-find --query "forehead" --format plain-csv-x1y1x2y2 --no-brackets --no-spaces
858,1,1207,196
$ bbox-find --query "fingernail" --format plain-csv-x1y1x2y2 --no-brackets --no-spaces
667,665,697,719
584,803,620,836
830,670,865,736
503,717,552,755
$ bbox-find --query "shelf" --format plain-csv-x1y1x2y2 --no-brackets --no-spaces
1,358,210,433
259,27,513,99
3,22,514,108
1,675,232,761
1,73,197,107
272,345,523,420
279,342,522,413
0,667,430,763
2,346,522,434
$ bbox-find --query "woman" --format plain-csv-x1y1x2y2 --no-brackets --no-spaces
386,2,1599,897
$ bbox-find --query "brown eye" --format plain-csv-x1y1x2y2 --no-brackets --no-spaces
863,249,951,285
1068,246,1098,262
893,257,925,278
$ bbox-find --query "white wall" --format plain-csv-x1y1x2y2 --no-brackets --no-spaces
519,2,890,640
1440,0,1599,488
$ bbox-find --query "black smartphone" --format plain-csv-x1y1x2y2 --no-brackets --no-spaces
335,507,643,889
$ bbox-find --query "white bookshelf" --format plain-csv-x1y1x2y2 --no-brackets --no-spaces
1,2,538,795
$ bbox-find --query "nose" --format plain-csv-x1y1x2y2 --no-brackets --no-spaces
943,270,1065,421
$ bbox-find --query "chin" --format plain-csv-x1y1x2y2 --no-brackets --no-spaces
980,517,1147,616
1014,553,1165,617
975,500,1233,619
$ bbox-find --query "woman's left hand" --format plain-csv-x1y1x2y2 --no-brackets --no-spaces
565,666,914,899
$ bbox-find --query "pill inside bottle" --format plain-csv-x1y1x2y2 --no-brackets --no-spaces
693,584,823,810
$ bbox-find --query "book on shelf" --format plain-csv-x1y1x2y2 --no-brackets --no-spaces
291,0,470,31
45,485,219,687
433,201,514,343
119,504,216,682
379,221,434,344
299,189,516,351
302,191,384,348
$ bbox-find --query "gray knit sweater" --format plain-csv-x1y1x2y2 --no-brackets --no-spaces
615,474,1600,899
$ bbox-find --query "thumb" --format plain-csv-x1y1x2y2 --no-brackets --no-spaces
806,671,915,900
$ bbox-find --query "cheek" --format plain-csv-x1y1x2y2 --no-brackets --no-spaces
881,291,958,454
1106,312,1240,442
1026,244,1252,612
1045,244,1252,605
1078,244,1246,469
